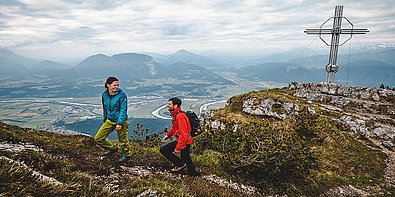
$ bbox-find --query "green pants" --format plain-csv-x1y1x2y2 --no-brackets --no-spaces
94,119,132,157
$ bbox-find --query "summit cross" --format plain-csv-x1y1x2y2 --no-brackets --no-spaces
304,5,369,83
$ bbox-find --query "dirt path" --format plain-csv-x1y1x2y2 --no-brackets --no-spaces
118,165,259,195
367,138,395,187
0,141,259,196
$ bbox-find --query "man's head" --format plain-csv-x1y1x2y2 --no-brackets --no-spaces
167,97,182,111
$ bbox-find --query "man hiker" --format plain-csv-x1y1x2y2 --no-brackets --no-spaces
160,97,200,176
94,76,132,162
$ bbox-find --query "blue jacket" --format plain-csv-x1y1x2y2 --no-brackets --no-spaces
102,88,128,125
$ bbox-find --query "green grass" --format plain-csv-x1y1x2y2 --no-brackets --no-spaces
0,121,250,196
195,90,388,196
0,84,392,196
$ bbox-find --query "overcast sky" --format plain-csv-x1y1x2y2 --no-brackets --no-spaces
1,0,394,60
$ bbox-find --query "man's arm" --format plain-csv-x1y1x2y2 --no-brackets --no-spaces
163,123,175,142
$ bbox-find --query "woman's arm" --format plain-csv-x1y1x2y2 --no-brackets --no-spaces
117,93,128,125
102,94,107,123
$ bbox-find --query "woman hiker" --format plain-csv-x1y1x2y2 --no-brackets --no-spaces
94,76,132,162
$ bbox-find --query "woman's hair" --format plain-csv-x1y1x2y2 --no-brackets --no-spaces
104,76,119,88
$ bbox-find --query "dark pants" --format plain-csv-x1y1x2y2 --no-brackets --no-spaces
160,141,197,175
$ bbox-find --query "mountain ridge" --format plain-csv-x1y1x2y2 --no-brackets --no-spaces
0,49,234,87
1,47,394,88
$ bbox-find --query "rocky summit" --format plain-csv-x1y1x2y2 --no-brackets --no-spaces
199,82,395,196
290,83,395,148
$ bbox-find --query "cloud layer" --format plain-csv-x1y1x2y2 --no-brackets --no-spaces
1,0,394,59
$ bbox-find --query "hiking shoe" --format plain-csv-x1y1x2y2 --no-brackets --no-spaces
118,155,130,162
102,149,116,156
189,171,202,177
171,163,186,172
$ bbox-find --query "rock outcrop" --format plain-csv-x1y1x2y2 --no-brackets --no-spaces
201,82,395,196
289,82,395,148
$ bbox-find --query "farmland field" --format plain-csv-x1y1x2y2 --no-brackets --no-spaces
0,96,228,139
0,74,274,138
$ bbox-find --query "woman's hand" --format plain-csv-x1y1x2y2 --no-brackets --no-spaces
116,124,122,131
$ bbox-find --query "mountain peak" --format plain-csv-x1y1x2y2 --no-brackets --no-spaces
174,49,194,55
111,53,153,62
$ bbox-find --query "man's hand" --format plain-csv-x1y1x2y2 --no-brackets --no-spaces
115,124,122,131
173,149,180,155
162,135,170,142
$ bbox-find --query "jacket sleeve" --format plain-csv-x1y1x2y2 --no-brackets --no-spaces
166,125,174,137
117,93,128,125
175,114,189,151
102,94,107,123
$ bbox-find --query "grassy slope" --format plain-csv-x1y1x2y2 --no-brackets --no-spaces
0,86,392,196
0,122,248,197
193,88,389,196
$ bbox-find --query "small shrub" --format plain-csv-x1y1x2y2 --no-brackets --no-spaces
196,117,316,194
386,95,395,103
131,123,166,147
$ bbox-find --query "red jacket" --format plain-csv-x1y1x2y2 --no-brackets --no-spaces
166,107,193,151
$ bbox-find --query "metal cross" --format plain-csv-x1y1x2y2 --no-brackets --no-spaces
304,5,369,83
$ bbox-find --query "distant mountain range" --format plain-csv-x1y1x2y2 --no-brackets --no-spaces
73,53,165,79
235,47,395,87
1,46,394,88
0,48,41,74
0,48,233,85
0,48,72,75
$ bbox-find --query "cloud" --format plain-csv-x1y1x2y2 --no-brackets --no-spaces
0,0,394,59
